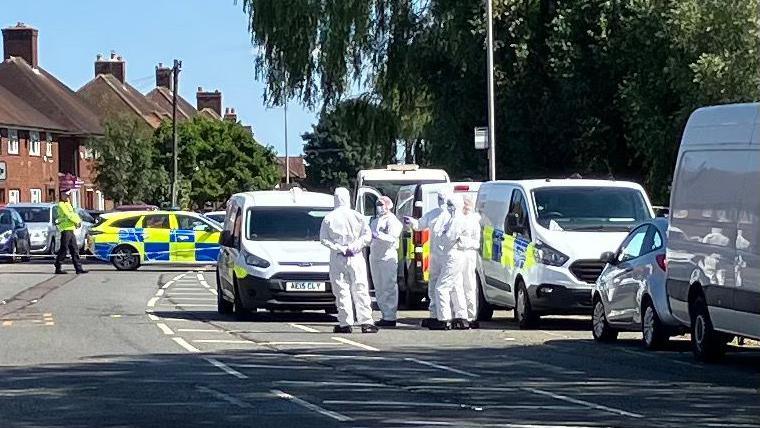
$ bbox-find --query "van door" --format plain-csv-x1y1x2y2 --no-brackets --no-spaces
141,214,171,262
503,189,532,300
480,184,514,306
735,149,760,338
218,204,241,300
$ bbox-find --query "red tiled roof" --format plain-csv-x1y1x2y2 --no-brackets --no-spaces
0,83,66,131
0,57,103,135
78,74,168,129
277,156,306,179
197,107,221,120
145,86,196,120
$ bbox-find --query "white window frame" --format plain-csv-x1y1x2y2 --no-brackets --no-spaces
7,129,19,155
29,131,41,156
45,133,53,157
8,189,20,204
30,188,42,203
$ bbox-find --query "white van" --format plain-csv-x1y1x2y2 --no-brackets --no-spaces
477,179,654,328
394,182,481,307
354,164,449,217
216,189,336,319
667,103,760,362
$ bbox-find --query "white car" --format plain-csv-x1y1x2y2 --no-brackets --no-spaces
216,189,336,319
476,179,655,328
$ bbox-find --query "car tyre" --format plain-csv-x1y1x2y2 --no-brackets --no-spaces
232,279,250,321
216,270,233,315
691,295,726,363
476,277,494,321
111,245,140,271
592,297,618,342
515,282,538,329
642,299,667,350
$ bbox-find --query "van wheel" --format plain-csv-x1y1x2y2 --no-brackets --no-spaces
691,295,726,363
642,300,667,350
232,279,250,321
592,297,618,342
216,270,233,315
476,278,493,321
111,245,140,271
515,282,538,329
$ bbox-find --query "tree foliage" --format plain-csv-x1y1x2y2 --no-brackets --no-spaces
243,0,760,203
154,117,280,209
87,118,168,206
303,97,398,191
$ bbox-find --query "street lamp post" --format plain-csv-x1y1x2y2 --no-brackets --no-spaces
284,95,290,186
486,0,497,181
171,59,182,208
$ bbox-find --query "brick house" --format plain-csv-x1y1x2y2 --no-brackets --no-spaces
146,64,197,121
277,156,307,186
0,23,107,209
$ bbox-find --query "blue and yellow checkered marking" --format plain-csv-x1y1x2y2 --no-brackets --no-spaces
481,225,535,270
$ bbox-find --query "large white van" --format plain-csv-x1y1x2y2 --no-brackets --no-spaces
666,103,760,362
477,179,654,328
216,189,336,319
354,164,449,217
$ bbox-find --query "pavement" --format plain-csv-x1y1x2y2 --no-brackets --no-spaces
1,261,759,427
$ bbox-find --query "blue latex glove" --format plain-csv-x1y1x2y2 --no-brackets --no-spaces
372,231,379,239
344,249,355,257
403,216,413,225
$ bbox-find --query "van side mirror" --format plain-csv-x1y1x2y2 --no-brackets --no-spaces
600,251,617,265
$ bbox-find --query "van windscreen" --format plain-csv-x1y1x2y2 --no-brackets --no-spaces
532,187,651,231
247,207,330,241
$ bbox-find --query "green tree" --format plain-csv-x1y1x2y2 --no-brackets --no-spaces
303,97,398,191
87,118,168,206
154,117,280,209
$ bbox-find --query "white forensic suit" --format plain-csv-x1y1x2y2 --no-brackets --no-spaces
435,195,468,323
460,198,482,322
369,198,403,322
319,188,374,328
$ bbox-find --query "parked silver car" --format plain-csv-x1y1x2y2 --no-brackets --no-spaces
592,218,684,348
9,203,60,254
75,209,95,251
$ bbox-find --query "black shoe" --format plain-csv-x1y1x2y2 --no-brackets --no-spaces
420,318,435,328
361,324,379,333
469,321,480,329
54,269,66,275
75,269,89,275
452,319,469,330
428,320,451,330
333,325,352,334
374,319,396,327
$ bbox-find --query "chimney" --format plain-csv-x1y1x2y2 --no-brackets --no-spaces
196,87,222,117
94,50,126,83
223,107,238,123
2,22,39,68
155,62,172,90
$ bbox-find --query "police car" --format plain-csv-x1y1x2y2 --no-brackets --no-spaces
90,210,222,270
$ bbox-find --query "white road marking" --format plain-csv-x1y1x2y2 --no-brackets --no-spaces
261,341,335,346
200,280,209,288
145,312,160,321
619,348,701,369
294,354,389,361
539,330,564,337
275,380,391,388
171,273,186,281
209,289,218,296
323,400,463,408
156,323,174,335
177,328,223,333
193,339,255,344
230,364,329,370
170,297,217,301
146,297,159,307
161,280,174,289
271,389,353,422
196,386,251,408
155,289,165,297
175,304,217,307
289,323,320,333
165,292,214,296
204,357,248,379
404,358,480,378
522,387,644,418
387,421,590,427
171,287,207,291
503,337,516,341
331,337,380,351
172,337,200,353
196,273,204,281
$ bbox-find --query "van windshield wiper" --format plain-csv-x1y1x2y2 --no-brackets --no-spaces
571,225,630,232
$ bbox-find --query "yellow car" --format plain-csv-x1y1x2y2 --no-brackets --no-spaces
91,210,222,270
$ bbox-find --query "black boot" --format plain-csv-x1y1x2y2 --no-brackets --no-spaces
420,318,435,328
333,325,352,334
75,269,89,274
374,319,396,327
428,320,451,330
469,320,480,329
452,318,469,330
54,266,65,274
361,324,379,333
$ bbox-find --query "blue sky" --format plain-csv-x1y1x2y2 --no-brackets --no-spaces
3,0,315,155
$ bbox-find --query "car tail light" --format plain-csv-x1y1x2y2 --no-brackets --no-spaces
656,254,667,271
453,185,470,192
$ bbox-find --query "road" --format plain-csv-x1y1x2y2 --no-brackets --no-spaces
1,262,758,428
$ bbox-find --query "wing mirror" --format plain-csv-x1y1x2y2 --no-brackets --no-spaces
600,251,618,265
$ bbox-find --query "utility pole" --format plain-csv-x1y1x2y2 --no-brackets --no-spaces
486,0,497,181
171,59,182,208
284,94,290,186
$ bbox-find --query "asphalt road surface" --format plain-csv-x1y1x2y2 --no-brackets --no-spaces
1,261,759,428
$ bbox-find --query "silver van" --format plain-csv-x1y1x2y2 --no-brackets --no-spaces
667,103,760,362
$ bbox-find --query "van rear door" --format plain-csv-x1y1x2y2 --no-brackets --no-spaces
480,183,515,307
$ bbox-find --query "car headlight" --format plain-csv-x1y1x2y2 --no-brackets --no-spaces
534,241,569,267
0,230,11,243
245,253,270,268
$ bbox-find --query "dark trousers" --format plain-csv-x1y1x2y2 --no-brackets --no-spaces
55,230,82,272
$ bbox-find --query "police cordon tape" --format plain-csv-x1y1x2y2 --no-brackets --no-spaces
1,246,221,260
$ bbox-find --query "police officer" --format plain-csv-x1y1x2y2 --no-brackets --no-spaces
54,191,87,275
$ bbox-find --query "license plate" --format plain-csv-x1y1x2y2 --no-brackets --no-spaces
285,282,326,292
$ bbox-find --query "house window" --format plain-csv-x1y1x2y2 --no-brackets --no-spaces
29,131,41,156
45,133,53,157
30,188,41,203
8,189,20,204
8,129,19,155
